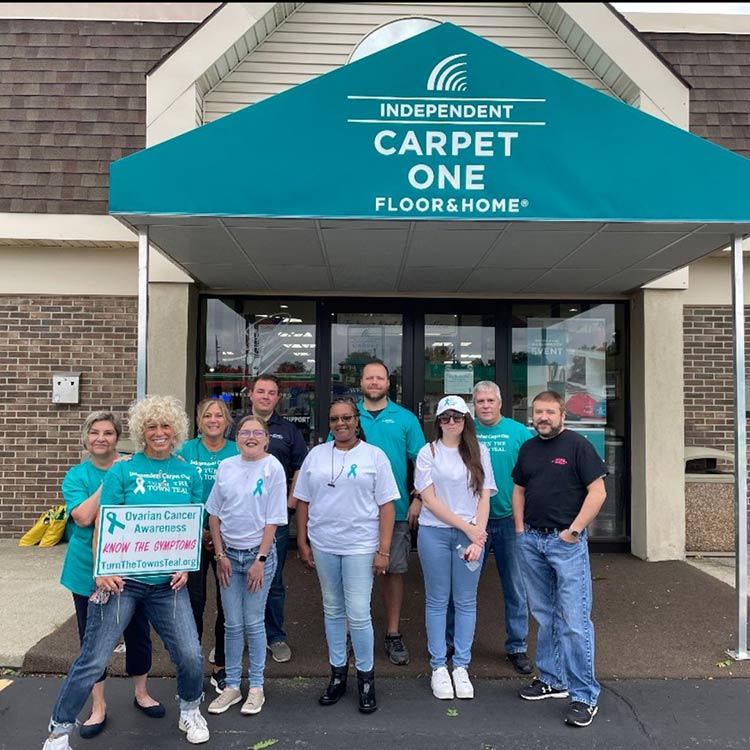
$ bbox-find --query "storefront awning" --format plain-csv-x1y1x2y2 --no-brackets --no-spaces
110,22,750,294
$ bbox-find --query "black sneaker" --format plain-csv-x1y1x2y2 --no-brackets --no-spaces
384,634,410,665
565,701,598,727
210,668,226,694
508,652,534,675
519,679,569,701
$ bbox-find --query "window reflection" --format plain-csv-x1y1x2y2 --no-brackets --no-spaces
203,299,317,443
512,303,627,540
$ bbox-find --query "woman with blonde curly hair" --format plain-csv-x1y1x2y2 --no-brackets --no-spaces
43,395,210,750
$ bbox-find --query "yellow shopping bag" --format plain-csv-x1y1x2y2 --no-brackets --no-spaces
40,505,68,547
19,504,67,547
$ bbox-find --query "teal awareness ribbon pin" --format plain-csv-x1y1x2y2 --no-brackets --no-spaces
105,511,126,535
253,478,264,497
347,464,357,478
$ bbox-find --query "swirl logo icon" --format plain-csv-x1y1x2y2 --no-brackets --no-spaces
426,53,468,92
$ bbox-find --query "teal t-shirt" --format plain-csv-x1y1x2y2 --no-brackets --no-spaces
60,460,108,596
356,400,426,521
178,436,239,505
101,452,203,585
475,416,534,519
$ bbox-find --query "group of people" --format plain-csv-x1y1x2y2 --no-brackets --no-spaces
43,363,607,750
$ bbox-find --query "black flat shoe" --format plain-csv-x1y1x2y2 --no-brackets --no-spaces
133,697,166,718
79,714,107,739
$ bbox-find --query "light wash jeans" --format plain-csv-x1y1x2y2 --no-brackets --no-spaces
49,580,203,736
446,516,529,655
517,527,600,707
312,547,375,672
418,525,484,670
221,545,277,689
265,523,289,644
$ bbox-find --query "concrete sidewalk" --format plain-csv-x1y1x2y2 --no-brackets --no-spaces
0,540,73,668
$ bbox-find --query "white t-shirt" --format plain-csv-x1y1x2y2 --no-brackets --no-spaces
415,441,497,528
206,454,288,550
294,440,399,555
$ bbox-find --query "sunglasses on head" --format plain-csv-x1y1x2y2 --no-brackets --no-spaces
438,412,466,424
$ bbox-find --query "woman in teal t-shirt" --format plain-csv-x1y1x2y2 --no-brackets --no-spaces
60,411,163,740
179,397,238,693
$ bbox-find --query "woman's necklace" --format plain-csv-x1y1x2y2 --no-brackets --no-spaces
329,441,358,487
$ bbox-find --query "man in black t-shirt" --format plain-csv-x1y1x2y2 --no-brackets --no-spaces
511,390,607,729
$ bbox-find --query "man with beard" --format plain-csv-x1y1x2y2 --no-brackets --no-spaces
511,390,607,728
356,361,425,665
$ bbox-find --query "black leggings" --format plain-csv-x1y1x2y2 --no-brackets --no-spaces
73,592,153,683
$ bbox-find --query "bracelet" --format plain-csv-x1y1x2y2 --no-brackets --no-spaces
376,550,390,557
214,552,226,561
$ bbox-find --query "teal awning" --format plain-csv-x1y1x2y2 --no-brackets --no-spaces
110,23,750,294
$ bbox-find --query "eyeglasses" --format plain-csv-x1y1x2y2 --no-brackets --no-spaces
438,412,466,424
329,414,356,423
238,429,266,438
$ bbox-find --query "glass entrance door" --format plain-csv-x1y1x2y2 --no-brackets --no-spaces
419,312,497,441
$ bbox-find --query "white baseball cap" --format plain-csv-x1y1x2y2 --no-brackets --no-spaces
436,395,471,416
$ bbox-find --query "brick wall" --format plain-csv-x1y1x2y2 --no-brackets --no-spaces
684,305,750,458
0,295,137,538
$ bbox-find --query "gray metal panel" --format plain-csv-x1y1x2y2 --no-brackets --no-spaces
183,263,270,288
559,231,689,269
330,264,400,290
460,267,544,292
230,227,326,265
149,225,247,264
408,229,500,266
256,265,332,289
322,227,409,266
399,266,466,292
484,228,595,268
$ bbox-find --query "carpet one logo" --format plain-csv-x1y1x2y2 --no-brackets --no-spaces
346,52,547,217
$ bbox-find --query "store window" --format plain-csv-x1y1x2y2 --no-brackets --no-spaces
511,303,628,540
201,298,317,444
331,312,404,402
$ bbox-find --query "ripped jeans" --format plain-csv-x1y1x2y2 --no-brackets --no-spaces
49,579,203,736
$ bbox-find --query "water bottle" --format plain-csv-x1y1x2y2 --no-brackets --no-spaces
456,544,480,572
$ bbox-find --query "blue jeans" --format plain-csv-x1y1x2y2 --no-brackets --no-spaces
312,547,375,672
265,523,288,644
50,580,203,735
72,593,152,681
517,528,599,707
445,517,529,655
220,545,276,689
418,525,484,670
187,544,226,666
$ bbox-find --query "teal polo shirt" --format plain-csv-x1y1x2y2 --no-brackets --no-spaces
357,399,425,521
475,416,534,519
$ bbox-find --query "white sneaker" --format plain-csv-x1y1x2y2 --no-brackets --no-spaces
43,735,72,750
452,666,474,699
431,666,455,700
208,687,242,714
178,707,210,744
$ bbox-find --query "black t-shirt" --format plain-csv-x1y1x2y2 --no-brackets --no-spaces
511,429,607,529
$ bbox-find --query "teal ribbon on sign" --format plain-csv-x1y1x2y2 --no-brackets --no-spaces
106,511,126,535
253,478,264,497
347,464,357,478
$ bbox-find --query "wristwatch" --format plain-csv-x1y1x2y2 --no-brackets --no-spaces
257,554,268,562
569,529,580,539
